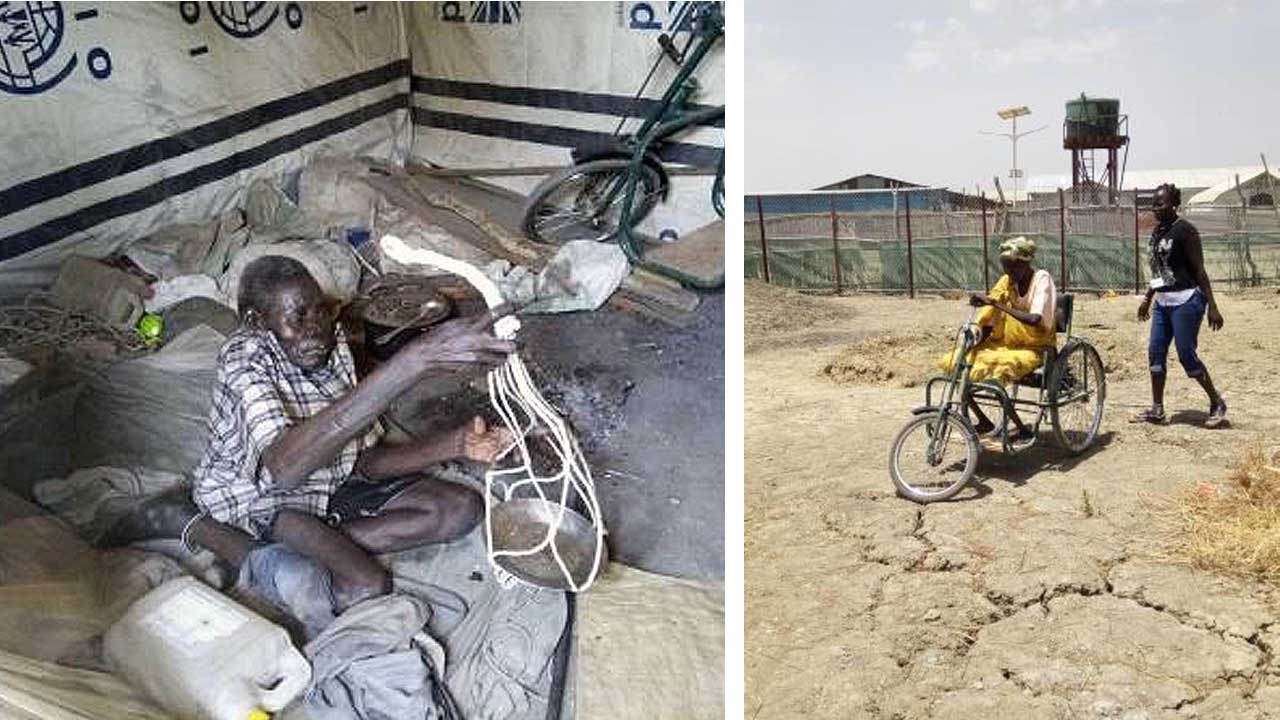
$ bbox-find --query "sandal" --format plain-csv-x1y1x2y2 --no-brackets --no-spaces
1205,400,1228,429
1130,407,1167,424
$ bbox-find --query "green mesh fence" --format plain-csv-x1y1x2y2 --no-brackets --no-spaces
745,192,1280,292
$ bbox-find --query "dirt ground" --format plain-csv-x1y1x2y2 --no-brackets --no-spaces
745,280,1280,719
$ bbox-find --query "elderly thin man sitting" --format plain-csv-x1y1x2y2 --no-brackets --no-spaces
109,256,515,611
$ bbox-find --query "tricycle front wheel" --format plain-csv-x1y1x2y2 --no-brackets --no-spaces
889,411,979,504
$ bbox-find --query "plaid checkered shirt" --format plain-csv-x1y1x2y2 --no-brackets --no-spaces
192,325,383,536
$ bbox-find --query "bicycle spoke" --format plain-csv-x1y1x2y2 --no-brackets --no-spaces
897,417,971,494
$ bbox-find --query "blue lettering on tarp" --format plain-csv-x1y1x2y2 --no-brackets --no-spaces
626,2,714,32
629,3,660,30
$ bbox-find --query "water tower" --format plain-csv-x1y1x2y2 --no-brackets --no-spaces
1063,93,1128,204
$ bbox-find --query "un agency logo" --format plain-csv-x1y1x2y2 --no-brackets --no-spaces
180,1,303,38
0,1,110,95
439,2,521,24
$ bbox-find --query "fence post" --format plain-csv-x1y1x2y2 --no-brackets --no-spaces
1058,188,1068,291
1133,193,1140,294
829,196,843,294
755,195,771,284
905,192,915,299
980,191,989,291
894,190,900,240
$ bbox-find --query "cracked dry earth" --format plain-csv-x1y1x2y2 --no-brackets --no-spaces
745,281,1280,719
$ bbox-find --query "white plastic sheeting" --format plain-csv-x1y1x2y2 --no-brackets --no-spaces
0,2,724,294
407,1,725,236
0,1,411,293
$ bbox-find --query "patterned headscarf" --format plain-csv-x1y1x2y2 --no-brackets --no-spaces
999,236,1036,262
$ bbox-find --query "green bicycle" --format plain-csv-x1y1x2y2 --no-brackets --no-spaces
521,2,725,261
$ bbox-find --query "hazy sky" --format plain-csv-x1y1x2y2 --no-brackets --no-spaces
746,0,1280,193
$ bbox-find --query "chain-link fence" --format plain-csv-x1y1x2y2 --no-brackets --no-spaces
745,189,1280,293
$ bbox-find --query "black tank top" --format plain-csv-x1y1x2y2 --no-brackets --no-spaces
1149,217,1198,293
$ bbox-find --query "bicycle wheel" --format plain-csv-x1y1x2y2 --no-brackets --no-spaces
1049,341,1106,454
521,158,664,245
889,411,979,503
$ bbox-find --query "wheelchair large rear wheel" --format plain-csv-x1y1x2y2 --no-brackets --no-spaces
889,411,979,503
1049,342,1106,454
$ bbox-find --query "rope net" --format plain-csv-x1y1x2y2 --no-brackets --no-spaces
379,235,606,592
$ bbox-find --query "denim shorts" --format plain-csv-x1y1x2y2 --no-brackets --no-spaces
1148,289,1206,377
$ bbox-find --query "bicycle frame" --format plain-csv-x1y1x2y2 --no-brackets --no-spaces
919,307,1096,455
613,3,725,260
919,309,982,462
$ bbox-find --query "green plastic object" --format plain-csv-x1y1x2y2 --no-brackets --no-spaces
136,312,164,345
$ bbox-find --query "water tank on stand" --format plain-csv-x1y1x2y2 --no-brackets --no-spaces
1063,93,1129,204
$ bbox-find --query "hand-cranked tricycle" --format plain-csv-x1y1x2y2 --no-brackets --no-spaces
888,293,1106,503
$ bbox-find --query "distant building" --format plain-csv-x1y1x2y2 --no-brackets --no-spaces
1023,167,1280,207
808,173,995,211
814,173,923,191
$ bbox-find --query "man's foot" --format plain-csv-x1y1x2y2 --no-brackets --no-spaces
100,488,199,547
1129,406,1167,424
1205,400,1228,429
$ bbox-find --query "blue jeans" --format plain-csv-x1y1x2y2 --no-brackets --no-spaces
1148,290,1206,377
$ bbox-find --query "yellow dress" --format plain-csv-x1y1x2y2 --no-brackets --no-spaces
938,273,1057,385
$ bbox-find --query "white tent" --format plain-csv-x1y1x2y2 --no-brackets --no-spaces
0,1,725,294
1185,170,1280,206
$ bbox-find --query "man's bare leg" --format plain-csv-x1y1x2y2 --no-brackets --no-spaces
341,479,483,554
271,509,391,611
187,518,256,568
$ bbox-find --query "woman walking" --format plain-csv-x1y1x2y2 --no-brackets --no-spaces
1131,182,1227,428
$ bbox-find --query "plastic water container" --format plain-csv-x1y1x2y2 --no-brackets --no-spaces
104,577,312,720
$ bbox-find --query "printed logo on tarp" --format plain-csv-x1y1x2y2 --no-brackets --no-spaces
0,1,110,95
180,2,305,58
439,2,521,25
620,1,719,31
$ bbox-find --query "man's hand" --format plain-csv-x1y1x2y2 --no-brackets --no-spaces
969,293,993,308
1137,297,1152,322
458,416,513,464
1207,303,1224,331
400,313,516,371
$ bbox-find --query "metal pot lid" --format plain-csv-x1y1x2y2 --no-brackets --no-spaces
361,280,453,328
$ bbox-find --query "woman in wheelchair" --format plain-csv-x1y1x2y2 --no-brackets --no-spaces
938,236,1057,440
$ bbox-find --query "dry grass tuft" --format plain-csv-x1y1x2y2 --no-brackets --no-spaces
1174,440,1280,585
